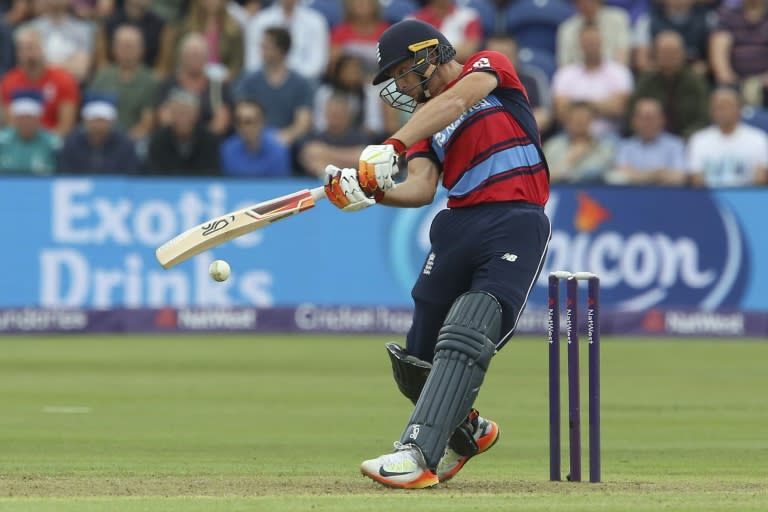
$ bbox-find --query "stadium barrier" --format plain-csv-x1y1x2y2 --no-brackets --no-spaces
3,176,767,336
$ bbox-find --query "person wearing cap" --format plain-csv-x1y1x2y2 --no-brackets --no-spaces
0,89,60,174
57,93,140,174
0,26,79,136
323,19,551,489
145,87,221,175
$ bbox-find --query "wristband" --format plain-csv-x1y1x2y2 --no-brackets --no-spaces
373,189,385,203
383,137,406,155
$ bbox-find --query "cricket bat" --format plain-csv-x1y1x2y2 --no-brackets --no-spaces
156,186,325,269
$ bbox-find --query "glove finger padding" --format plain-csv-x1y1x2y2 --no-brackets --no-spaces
324,165,375,212
358,145,397,196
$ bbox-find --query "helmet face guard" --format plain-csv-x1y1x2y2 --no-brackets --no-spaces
377,42,456,113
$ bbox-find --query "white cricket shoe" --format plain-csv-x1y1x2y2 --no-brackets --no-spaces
436,414,500,483
360,442,439,489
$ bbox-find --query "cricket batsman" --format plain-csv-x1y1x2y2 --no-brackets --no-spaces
324,19,551,489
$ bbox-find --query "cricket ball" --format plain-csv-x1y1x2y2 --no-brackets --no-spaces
208,259,231,282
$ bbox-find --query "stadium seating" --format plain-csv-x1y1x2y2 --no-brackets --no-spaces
504,0,574,55
456,0,500,37
379,0,419,24
604,0,650,24
303,0,344,28
517,46,557,79
742,106,768,133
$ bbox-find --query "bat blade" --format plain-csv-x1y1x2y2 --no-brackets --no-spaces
156,186,324,269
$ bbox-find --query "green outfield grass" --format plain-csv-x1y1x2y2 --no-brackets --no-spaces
0,334,766,511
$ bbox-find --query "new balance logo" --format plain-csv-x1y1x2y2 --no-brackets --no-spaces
422,252,435,275
501,253,518,262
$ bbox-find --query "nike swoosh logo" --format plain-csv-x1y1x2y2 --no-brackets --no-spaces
379,466,412,477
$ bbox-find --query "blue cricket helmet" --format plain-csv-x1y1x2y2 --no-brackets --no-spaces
373,19,456,86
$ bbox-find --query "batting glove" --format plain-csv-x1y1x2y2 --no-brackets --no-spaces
324,165,376,212
357,139,404,197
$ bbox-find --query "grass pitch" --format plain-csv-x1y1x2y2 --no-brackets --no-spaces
0,334,766,511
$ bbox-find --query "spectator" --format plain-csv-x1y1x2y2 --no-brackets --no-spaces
227,0,262,30
71,0,115,20
710,0,768,106
544,102,615,183
244,0,329,81
688,87,768,187
220,99,291,176
0,18,14,77
3,0,36,27
630,30,708,138
411,0,483,63
485,34,554,137
150,0,188,22
552,24,633,137
174,0,244,82
330,0,389,76
57,94,141,174
608,97,688,185
0,27,79,136
313,54,387,138
156,32,233,137
146,88,221,175
632,0,716,73
95,0,174,76
557,0,631,66
235,26,313,146
298,92,371,178
25,0,95,82
89,25,159,142
0,89,59,174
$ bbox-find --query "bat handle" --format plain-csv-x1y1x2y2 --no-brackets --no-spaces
310,186,326,202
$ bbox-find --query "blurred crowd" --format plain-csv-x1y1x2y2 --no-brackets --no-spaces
0,0,767,187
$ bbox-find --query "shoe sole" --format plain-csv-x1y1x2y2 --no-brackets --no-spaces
360,467,439,489
438,422,500,483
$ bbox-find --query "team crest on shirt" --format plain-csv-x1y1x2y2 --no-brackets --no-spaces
471,57,490,69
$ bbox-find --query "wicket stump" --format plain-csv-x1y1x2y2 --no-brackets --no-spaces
547,271,601,483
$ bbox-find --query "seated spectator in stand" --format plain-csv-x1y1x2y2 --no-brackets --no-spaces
632,0,715,74
244,0,329,81
688,87,768,187
89,25,159,142
145,88,221,175
25,0,95,82
557,0,631,66
544,102,615,183
607,97,687,185
235,26,313,147
156,32,233,137
710,0,768,106
173,0,244,82
96,0,174,77
57,94,140,174
0,18,14,77
0,26,79,136
220,99,291,176
411,0,483,63
485,34,553,137
313,54,387,140
298,92,371,178
0,89,59,174
70,0,114,20
630,30,708,138
553,24,633,137
330,0,389,75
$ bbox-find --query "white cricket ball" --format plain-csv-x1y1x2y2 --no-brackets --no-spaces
208,259,231,282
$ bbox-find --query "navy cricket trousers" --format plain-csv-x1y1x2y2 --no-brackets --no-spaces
405,201,551,362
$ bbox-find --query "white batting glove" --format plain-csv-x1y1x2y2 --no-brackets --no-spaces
324,165,376,212
358,144,399,197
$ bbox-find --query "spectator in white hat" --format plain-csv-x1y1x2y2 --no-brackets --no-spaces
57,93,140,174
0,89,60,174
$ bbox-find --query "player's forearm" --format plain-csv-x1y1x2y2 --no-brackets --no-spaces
391,90,469,148
379,178,436,207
